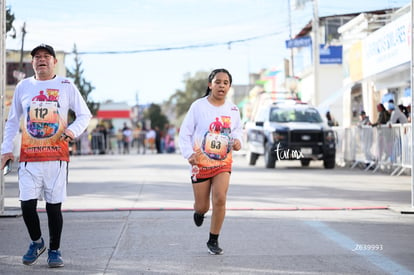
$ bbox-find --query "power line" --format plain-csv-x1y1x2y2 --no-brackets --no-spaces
74,31,284,55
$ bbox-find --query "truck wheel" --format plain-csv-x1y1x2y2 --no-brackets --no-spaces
247,150,258,166
301,159,310,167
323,156,335,169
264,143,276,169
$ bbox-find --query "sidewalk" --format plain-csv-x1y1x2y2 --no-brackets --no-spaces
1,154,413,274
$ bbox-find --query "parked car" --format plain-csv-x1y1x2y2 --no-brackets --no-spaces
245,101,336,169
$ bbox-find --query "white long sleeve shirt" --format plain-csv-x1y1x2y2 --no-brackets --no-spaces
178,97,242,179
1,76,92,162
389,108,408,124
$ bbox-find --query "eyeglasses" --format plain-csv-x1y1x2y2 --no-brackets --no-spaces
33,54,53,60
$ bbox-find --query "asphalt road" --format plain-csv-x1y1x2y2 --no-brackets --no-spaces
1,153,413,274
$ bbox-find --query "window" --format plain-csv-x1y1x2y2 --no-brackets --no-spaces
6,62,34,85
270,107,323,123
324,17,352,43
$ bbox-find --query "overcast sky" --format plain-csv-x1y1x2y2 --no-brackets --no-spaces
5,0,410,105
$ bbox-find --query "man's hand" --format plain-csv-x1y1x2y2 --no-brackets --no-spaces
232,139,241,151
60,129,75,142
1,153,14,170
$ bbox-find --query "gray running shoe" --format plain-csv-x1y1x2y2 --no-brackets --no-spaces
193,212,204,227
207,241,223,255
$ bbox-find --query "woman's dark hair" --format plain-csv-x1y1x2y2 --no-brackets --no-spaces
204,68,232,97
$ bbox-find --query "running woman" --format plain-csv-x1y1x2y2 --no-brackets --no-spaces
178,68,242,255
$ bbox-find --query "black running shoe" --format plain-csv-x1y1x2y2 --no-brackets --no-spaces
193,212,204,227
207,241,223,255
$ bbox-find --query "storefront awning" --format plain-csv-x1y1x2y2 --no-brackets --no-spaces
96,110,131,119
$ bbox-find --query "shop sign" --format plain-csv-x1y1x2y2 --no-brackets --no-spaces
362,13,410,78
285,36,312,48
319,45,342,64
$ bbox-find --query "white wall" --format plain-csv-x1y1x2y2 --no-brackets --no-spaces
297,64,344,125
318,64,344,124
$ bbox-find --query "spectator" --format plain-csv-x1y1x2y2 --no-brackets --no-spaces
387,102,407,163
398,104,408,117
122,123,132,154
98,124,107,154
132,127,140,149
137,126,147,154
146,128,156,153
406,104,411,122
357,111,374,164
165,134,176,153
372,103,390,126
326,111,338,126
155,126,162,154
116,129,123,154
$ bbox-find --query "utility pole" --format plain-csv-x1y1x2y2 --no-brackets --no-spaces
411,0,413,209
18,22,26,73
0,2,19,217
288,0,294,77
0,0,6,214
135,91,140,126
312,0,320,107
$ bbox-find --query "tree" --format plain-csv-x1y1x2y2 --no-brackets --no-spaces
66,44,100,116
167,70,209,122
144,103,169,131
6,6,15,36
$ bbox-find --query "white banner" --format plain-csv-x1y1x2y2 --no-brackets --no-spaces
362,13,411,78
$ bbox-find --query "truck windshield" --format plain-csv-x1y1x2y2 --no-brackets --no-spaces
269,107,323,123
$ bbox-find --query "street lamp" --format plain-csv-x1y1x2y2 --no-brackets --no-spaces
0,0,6,215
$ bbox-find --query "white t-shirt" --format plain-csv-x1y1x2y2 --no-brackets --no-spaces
389,108,408,124
178,97,242,179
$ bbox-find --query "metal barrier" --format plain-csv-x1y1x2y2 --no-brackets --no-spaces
396,125,411,176
332,126,345,166
342,127,355,166
348,126,376,170
372,125,398,174
71,133,119,155
91,132,106,155
334,124,411,176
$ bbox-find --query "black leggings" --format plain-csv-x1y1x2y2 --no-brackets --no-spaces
21,199,63,250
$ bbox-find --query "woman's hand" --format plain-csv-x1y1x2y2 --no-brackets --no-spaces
232,139,241,151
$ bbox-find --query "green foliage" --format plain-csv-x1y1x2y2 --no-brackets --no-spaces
167,71,209,120
144,103,169,130
6,6,15,36
66,44,100,116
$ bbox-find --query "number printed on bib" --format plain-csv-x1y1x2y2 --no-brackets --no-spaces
29,101,59,123
202,132,230,160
